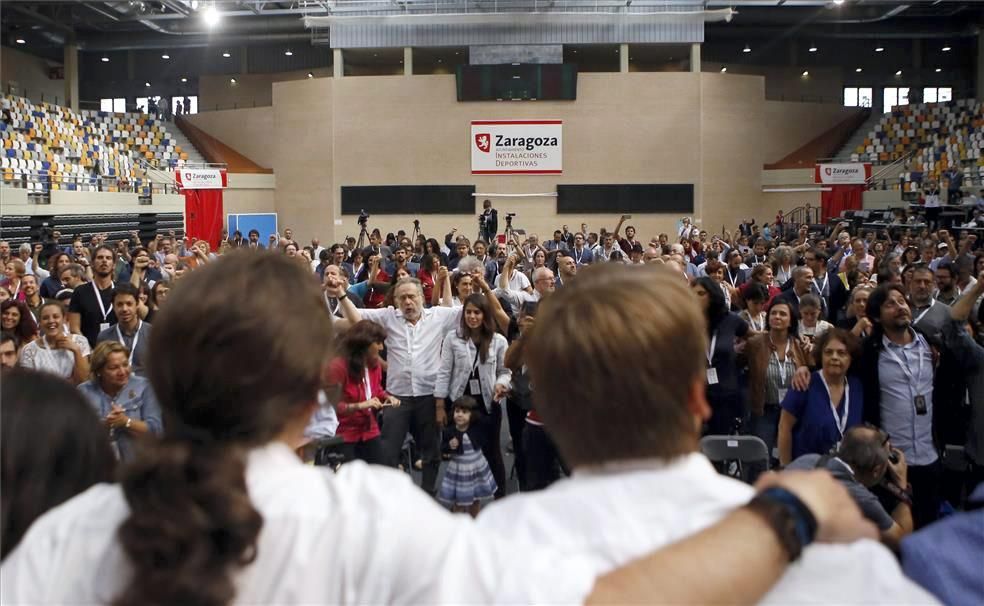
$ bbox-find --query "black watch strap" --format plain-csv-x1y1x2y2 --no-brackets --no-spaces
337,292,348,301
746,487,818,562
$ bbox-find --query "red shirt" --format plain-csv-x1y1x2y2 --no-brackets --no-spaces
328,357,388,443
418,268,435,303
364,270,390,308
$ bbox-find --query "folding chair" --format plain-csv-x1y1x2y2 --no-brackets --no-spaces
700,435,770,483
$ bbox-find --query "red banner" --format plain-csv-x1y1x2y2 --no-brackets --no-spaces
177,169,226,250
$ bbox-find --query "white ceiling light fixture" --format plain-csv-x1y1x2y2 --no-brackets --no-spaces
895,70,903,76
145,82,151,87
203,5,221,28
720,67,727,73
101,56,110,63
230,78,237,84
222,51,231,58
855,67,862,72
833,0,845,5
15,38,25,45
808,46,818,53
942,46,951,52
284,49,293,56
307,72,314,78
875,46,884,52
181,77,188,82
742,44,751,53
935,68,942,73
161,54,170,60
801,70,810,77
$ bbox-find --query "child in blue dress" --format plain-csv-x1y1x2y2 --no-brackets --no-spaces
438,396,497,516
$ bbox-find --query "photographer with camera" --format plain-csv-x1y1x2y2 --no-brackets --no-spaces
479,199,498,244
787,425,912,548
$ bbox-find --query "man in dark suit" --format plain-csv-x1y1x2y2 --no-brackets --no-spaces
780,248,847,323
773,266,815,317
479,199,498,244
246,229,265,250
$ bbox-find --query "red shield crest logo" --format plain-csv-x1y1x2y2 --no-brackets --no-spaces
475,133,491,153
824,167,832,176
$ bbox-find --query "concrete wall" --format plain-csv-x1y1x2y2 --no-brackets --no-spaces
198,70,332,111
223,173,277,216
1,46,64,104
0,189,183,214
185,108,275,168
269,72,770,244
761,101,859,164
761,168,822,218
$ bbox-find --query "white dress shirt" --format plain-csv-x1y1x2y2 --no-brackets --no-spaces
359,306,462,396
478,452,937,605
0,442,595,605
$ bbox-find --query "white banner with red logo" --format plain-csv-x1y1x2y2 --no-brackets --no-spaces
471,120,562,175
815,163,871,185
175,168,227,189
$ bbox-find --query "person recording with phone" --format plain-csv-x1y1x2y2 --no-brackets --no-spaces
787,425,912,548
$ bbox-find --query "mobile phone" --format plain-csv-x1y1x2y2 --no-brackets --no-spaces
888,450,900,464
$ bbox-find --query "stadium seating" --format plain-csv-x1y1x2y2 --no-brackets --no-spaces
0,95,190,195
849,98,984,192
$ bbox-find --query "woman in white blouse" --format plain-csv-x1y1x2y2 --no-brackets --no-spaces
18,301,90,384
434,293,511,499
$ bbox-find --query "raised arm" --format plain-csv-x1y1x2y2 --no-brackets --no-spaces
474,273,510,334
325,277,363,324
951,271,984,322
612,214,628,238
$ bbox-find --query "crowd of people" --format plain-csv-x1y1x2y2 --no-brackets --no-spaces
0,205,982,604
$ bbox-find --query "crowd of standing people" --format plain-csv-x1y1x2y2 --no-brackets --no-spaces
0,205,981,605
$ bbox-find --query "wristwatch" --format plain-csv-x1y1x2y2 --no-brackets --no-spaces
125,417,132,429
745,487,818,562
337,292,348,301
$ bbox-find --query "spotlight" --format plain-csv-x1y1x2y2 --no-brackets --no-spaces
145,82,151,87
720,67,727,73
743,44,751,53
203,5,220,28
808,46,818,53
855,67,862,73
101,56,110,63
161,54,170,60
802,71,810,77
942,46,951,52
307,72,314,78
285,49,293,56
15,38,25,45
935,68,942,73
230,78,237,84
181,77,188,82
875,47,884,52
222,51,231,58
895,70,903,76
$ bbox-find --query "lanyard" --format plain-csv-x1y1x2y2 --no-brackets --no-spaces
92,281,113,321
727,268,740,287
772,338,792,386
706,331,718,366
884,337,925,387
574,247,584,264
813,274,828,296
325,292,339,315
363,368,373,400
116,321,142,364
818,372,850,438
913,300,935,325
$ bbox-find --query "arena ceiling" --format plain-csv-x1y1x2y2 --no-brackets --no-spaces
2,1,982,55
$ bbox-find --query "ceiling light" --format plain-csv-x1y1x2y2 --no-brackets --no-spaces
855,67,862,72
895,70,903,76
808,46,818,53
743,44,751,53
190,0,199,8
801,71,809,77
181,77,188,82
101,56,110,63
833,0,845,5
161,54,170,59
145,82,151,87
15,38,25,45
720,67,727,73
230,78,237,84
306,72,313,78
935,68,942,73
437,58,443,63
284,49,293,56
203,5,220,28
875,47,884,52
942,46,951,52
222,51,231,58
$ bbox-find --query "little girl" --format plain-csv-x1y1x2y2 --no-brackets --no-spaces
739,282,769,333
437,396,497,517
798,294,832,353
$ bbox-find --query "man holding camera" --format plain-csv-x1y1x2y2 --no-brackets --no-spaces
479,199,498,244
788,425,912,547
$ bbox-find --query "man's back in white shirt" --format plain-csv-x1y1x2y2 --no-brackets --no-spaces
478,452,936,604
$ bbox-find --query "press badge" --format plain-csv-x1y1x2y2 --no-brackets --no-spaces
469,379,481,394
100,323,111,332
915,395,928,415
706,368,719,385
778,389,788,402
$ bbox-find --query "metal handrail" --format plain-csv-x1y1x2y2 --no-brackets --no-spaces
867,148,918,187
2,168,178,195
